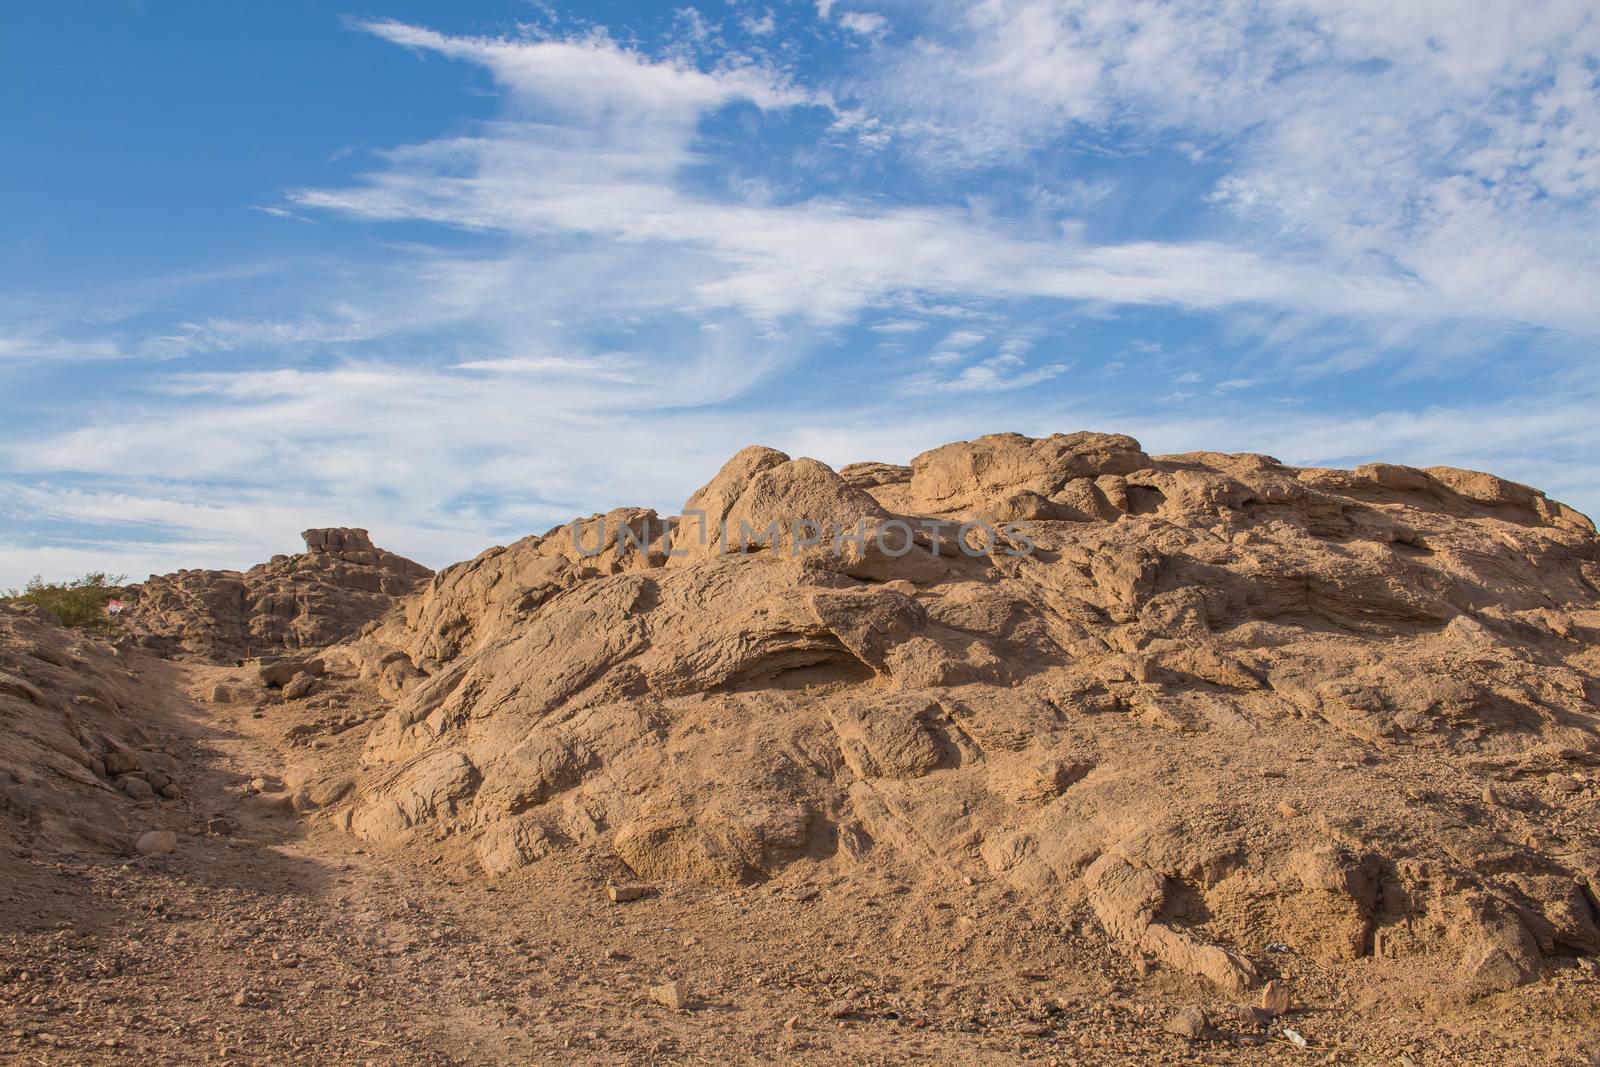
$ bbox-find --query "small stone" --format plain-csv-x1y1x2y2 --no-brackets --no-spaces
1547,773,1583,794
651,980,688,1010
282,673,320,701
136,831,177,856
1482,784,1500,805
258,657,325,688
608,884,650,903
103,750,139,775
1258,979,1291,1016
120,777,156,801
159,783,182,799
207,818,235,836
210,684,232,704
783,1015,801,1031
248,792,293,815
1163,1006,1209,1040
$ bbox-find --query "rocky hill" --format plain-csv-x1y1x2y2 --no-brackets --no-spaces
121,527,431,663
331,431,1600,1003
6,432,1600,1063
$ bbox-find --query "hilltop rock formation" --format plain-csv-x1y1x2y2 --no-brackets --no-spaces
122,528,431,663
328,431,1600,1002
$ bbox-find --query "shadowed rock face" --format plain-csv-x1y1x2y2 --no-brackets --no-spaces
318,434,1600,998
0,602,179,854
122,528,431,663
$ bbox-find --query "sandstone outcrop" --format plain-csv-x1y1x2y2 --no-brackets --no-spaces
122,527,431,663
326,431,1600,1001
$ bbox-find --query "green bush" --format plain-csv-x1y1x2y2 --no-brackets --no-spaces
1,572,128,629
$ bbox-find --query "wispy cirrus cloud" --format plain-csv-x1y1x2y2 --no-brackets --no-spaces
0,334,124,363
290,21,1443,329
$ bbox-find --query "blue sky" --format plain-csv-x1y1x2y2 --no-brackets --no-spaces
3,1,1599,584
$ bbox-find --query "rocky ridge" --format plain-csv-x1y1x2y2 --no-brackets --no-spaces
121,527,430,663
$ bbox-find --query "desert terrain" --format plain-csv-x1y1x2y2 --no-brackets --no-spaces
5,431,1600,1065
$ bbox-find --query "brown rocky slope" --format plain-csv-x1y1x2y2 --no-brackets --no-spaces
121,527,430,663
0,602,190,856
318,431,1600,1007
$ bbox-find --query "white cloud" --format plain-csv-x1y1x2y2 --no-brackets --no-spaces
8,10,1600,587
741,10,777,36
0,321,819,585
0,334,123,363
357,20,811,147
868,0,1600,333
250,205,312,222
839,11,889,36
902,352,1069,394
451,354,639,380
868,318,927,334
288,22,1484,332
139,315,376,358
1,539,258,589
9,353,1600,587
939,328,986,349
